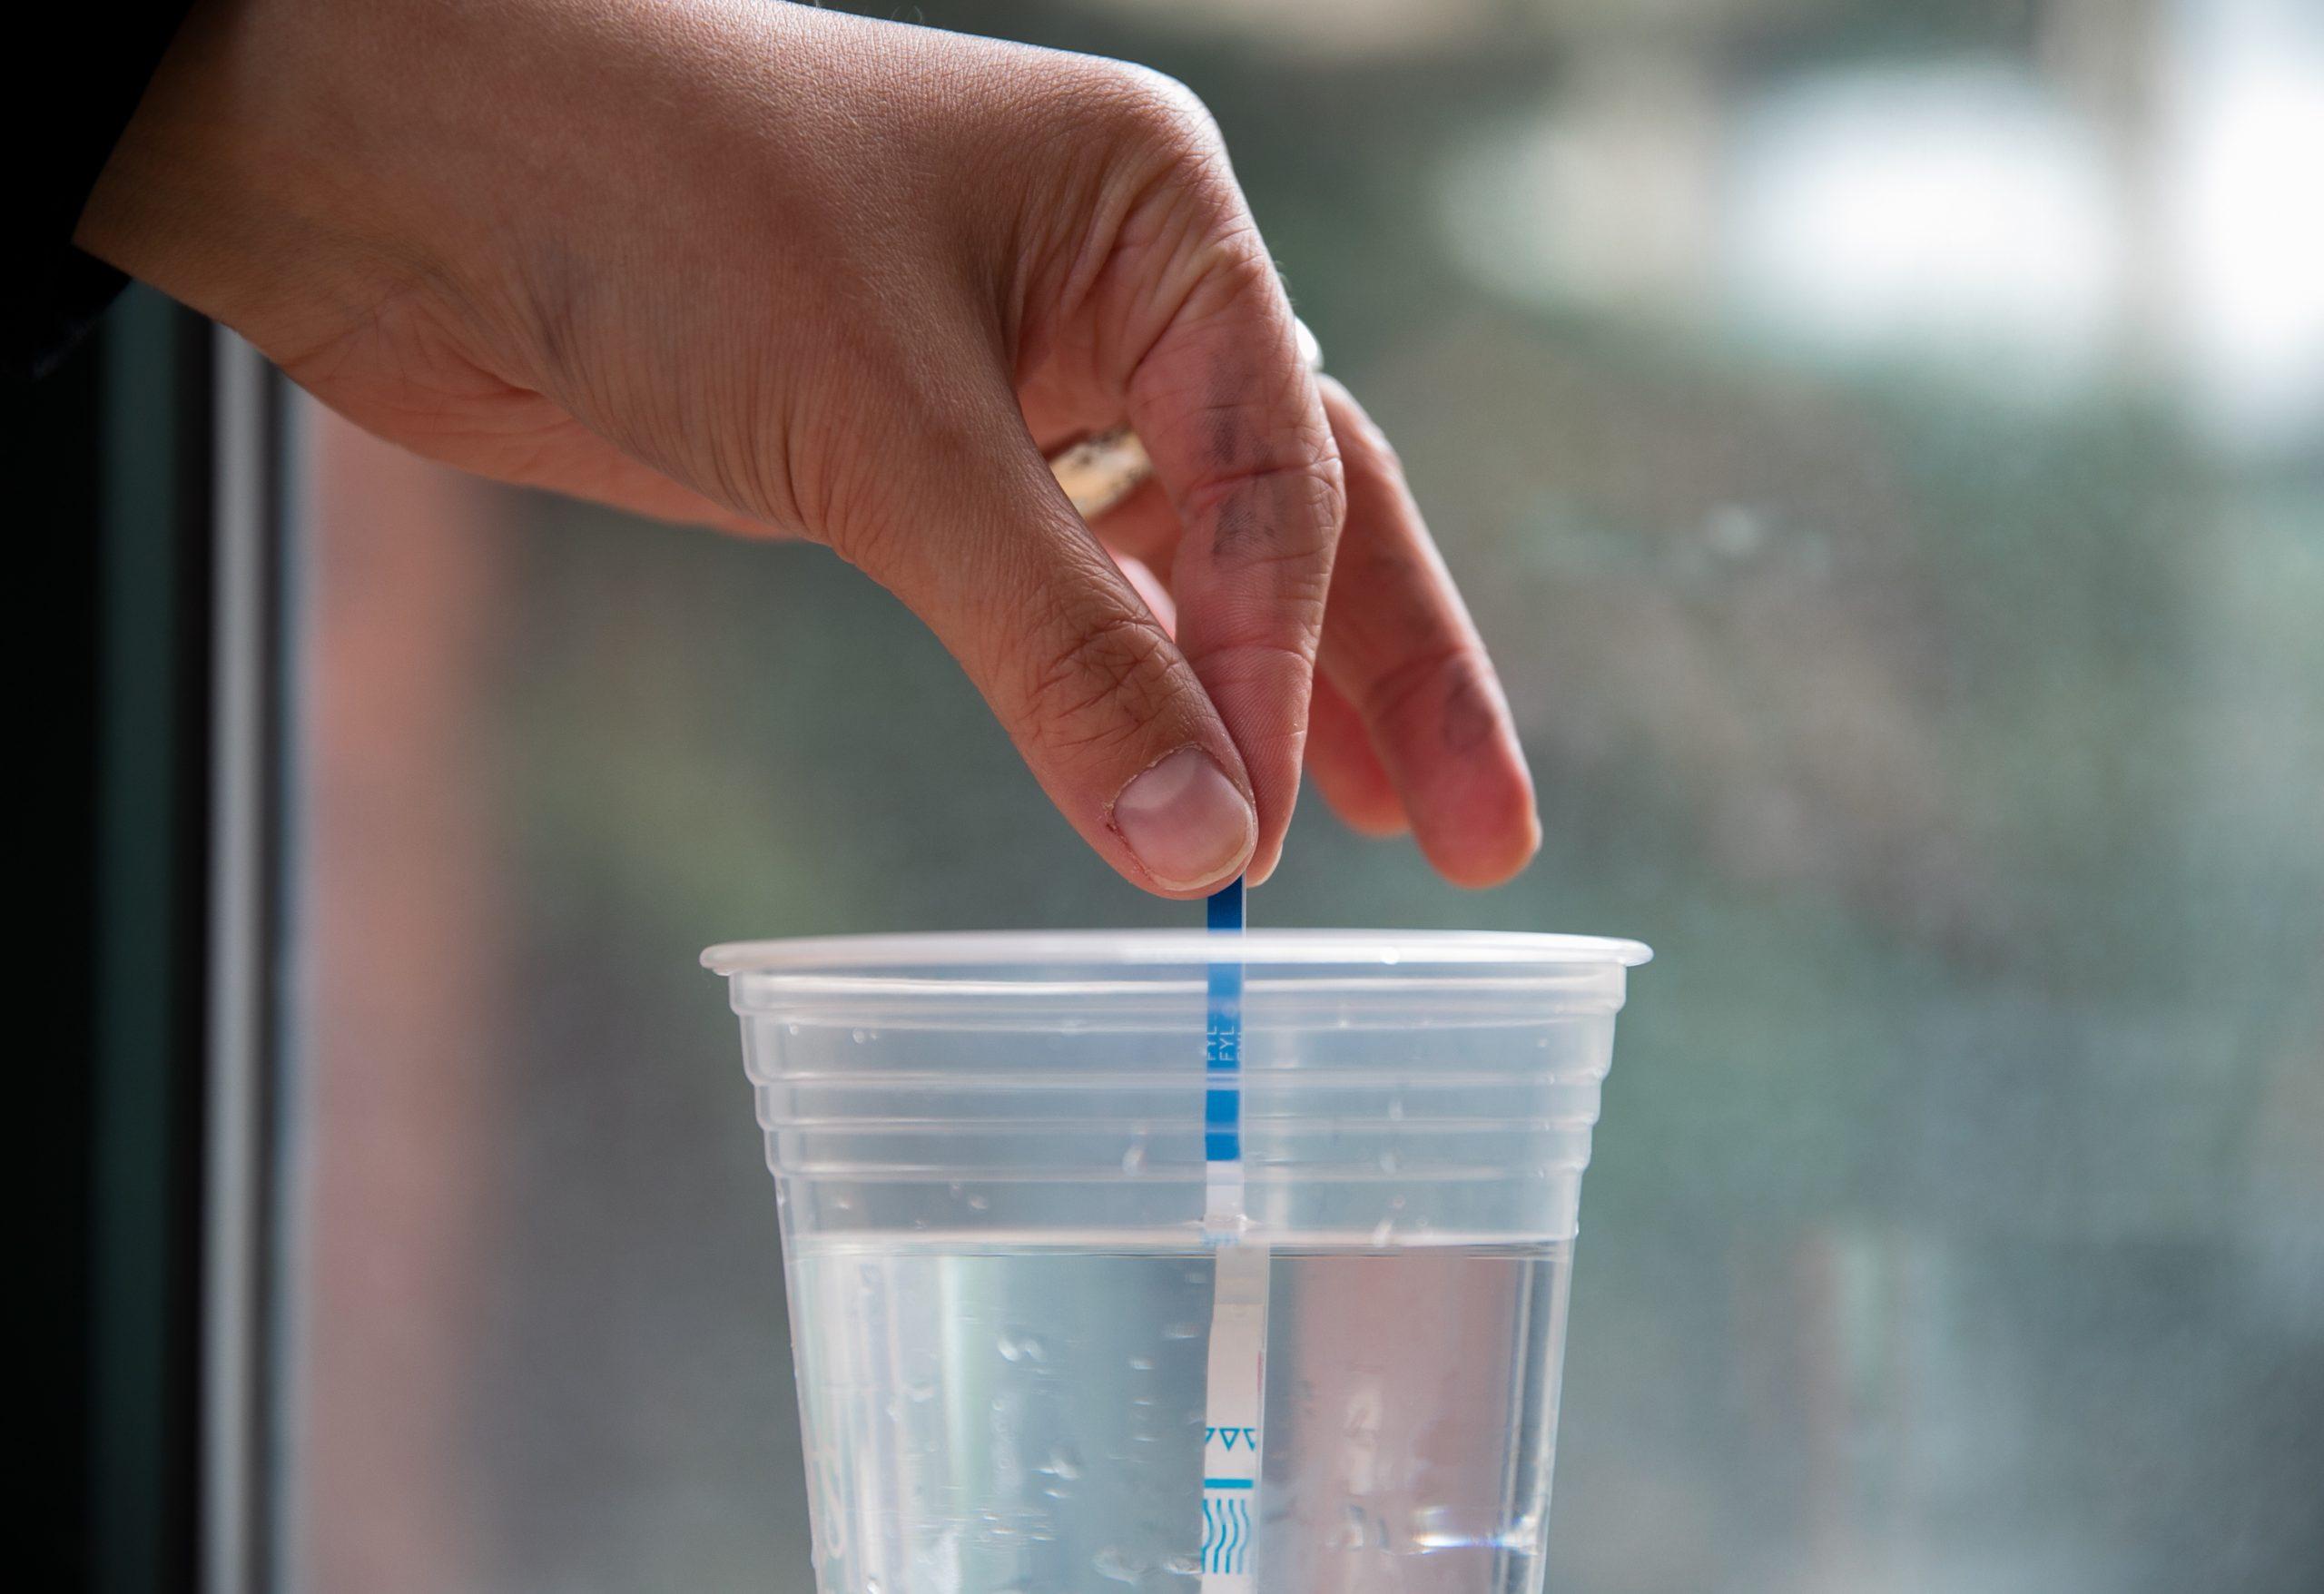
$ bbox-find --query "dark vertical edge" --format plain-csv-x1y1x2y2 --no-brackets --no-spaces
85,286,215,1594
26,274,108,1594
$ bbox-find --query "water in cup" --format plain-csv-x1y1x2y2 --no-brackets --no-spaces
789,1235,1573,1594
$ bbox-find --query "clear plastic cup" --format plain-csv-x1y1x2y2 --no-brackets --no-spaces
704,930,1650,1594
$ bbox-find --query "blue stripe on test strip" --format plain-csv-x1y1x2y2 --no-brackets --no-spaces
1205,879,1245,1165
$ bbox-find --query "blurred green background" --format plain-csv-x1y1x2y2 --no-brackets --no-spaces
279,2,2322,1591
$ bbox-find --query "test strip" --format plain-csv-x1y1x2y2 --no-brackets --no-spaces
1199,879,1267,1592
1203,878,1246,1229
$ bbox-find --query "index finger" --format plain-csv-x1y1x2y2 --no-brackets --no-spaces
1123,256,1345,885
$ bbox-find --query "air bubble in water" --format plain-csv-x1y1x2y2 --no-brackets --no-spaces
1331,1504,1383,1550
998,1330,1048,1364
1093,1546,1143,1583
1161,1321,1202,1340
1128,1354,1156,1373
1120,1140,1146,1175
1163,1552,1201,1576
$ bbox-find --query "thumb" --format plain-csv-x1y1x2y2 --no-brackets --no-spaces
834,384,1257,898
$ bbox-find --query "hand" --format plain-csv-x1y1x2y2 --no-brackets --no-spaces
81,0,1539,896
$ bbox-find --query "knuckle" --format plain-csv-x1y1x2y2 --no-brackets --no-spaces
1187,455,1347,567
1019,606,1188,759
1203,240,1283,307
1361,642,1492,742
1180,635,1320,705
1075,61,1238,228
1314,451,1352,537
1099,62,1225,162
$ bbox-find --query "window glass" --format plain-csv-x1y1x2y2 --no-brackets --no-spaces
276,3,2324,1590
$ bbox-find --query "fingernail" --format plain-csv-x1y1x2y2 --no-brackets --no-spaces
1112,748,1257,890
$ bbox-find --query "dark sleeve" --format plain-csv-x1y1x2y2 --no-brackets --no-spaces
14,4,201,381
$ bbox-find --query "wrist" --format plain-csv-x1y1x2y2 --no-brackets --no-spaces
77,0,433,359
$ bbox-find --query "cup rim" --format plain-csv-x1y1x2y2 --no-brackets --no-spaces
703,929,1652,976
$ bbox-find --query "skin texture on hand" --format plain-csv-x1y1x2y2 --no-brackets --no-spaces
80,0,1541,897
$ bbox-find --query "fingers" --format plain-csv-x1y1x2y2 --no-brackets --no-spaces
1128,478,1410,842
1112,549,1178,635
1076,377,1532,882
1305,673,1410,839
1314,377,1539,887
1123,251,1344,888
838,381,1256,899
1101,517,1403,845
1086,473,1183,581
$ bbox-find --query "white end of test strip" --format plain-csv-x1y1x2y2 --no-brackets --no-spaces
1201,1241,1268,1589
